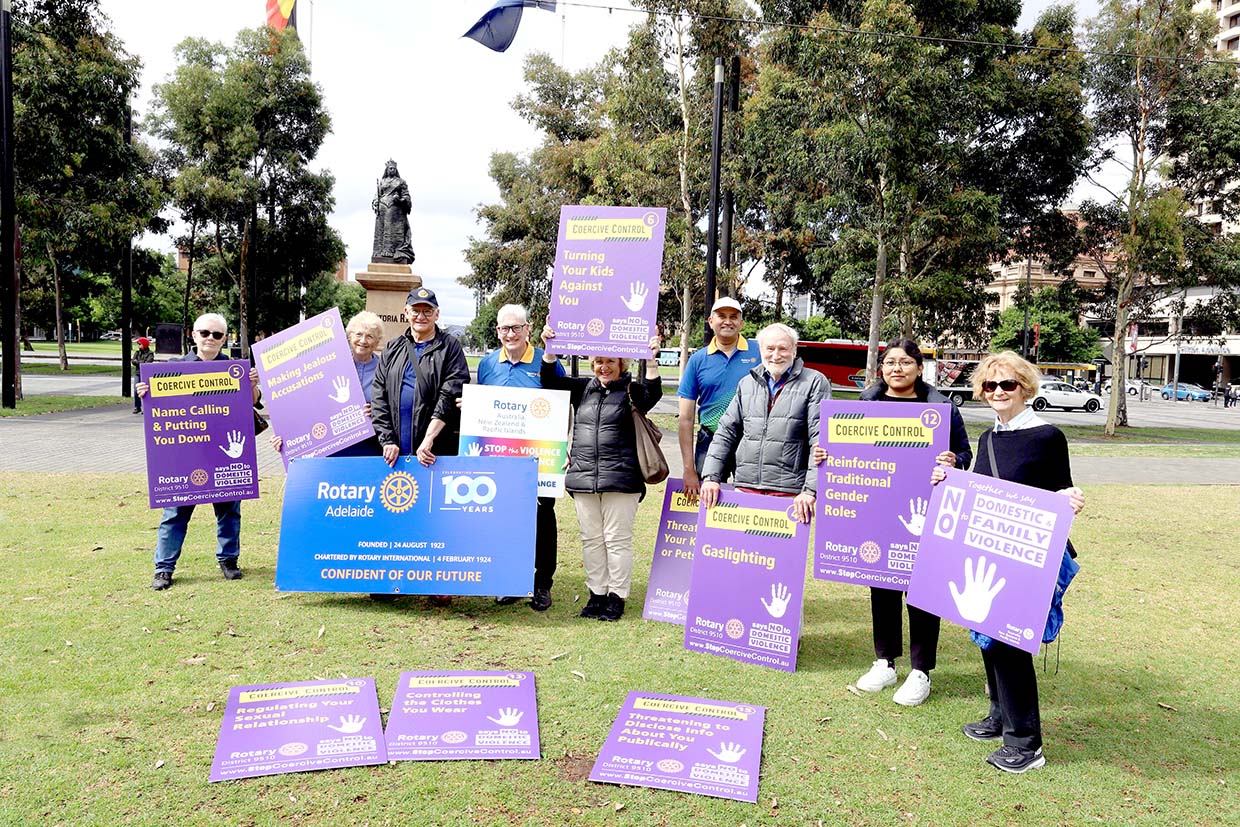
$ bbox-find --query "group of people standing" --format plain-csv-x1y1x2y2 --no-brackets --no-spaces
139,290,1085,776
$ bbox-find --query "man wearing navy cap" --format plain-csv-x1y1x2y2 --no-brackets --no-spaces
371,287,470,468
676,296,759,497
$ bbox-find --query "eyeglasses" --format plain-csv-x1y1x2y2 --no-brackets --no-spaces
408,309,436,319
196,329,226,340
882,359,918,368
981,379,1021,393
350,332,378,342
496,324,528,334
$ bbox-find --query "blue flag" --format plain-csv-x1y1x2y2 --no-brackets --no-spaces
463,0,556,53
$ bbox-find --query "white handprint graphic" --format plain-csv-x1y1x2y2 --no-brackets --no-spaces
707,742,747,763
328,375,351,404
327,714,367,734
486,707,524,727
620,282,648,312
465,443,484,457
949,555,1007,623
219,430,246,459
760,583,791,619
897,497,928,536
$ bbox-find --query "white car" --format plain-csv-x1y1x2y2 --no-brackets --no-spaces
1032,380,1103,413
1104,378,1152,396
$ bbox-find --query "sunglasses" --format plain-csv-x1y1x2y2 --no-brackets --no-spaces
981,379,1021,393
196,329,226,340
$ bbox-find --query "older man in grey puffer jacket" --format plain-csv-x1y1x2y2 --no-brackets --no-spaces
699,323,829,524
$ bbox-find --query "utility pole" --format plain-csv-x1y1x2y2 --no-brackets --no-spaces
1,0,16,410
703,57,724,345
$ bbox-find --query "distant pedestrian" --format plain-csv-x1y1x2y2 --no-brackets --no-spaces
131,337,154,414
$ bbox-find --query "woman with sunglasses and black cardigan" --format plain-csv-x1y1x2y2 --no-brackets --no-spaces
931,350,1084,774
847,339,973,708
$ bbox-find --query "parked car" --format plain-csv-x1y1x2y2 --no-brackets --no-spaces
1031,380,1103,412
99,330,123,341
1159,382,1213,401
1104,378,1152,396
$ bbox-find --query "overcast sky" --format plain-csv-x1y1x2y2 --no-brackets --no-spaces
101,0,1099,326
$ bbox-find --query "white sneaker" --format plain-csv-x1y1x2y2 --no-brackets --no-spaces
893,669,931,706
856,659,898,692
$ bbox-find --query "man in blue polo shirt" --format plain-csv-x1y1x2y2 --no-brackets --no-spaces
677,296,760,497
476,303,566,611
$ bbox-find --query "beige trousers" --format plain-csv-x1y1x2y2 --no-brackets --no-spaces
572,492,641,599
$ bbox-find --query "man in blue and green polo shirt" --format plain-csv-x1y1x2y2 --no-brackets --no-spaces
677,296,759,497
476,303,566,611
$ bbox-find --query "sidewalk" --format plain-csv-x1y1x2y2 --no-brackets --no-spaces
4,400,1240,484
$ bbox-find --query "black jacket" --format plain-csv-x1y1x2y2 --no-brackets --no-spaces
541,360,662,496
859,382,973,470
371,327,470,456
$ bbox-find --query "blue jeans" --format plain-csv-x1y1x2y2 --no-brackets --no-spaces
154,501,241,573
694,428,735,481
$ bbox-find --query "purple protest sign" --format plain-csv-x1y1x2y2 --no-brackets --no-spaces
683,490,810,672
815,400,949,590
252,308,374,465
906,468,1076,654
384,671,539,761
209,678,387,782
547,205,667,359
590,691,765,803
141,360,259,509
642,479,699,624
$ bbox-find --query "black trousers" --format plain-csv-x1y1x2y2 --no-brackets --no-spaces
870,586,940,672
534,496,558,590
981,639,1042,750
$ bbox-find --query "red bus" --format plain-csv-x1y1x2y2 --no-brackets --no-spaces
796,339,952,397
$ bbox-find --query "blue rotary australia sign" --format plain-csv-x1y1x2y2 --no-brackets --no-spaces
275,456,538,596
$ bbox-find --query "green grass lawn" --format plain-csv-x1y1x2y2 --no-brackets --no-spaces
26,340,125,356
0,395,125,417
0,476,1234,826
18,362,125,376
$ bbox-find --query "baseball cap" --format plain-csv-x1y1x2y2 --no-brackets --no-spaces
711,296,742,313
405,287,439,308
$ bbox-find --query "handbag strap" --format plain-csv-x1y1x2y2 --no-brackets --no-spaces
985,430,1000,477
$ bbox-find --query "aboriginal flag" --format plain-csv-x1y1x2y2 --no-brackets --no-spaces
266,0,297,31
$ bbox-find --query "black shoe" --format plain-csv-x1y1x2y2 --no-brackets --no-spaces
530,588,552,612
218,559,243,580
962,717,1004,742
986,745,1046,774
495,595,523,606
598,592,625,622
579,591,607,618
132,409,142,414
151,571,172,591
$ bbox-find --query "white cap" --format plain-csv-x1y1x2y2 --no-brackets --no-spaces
711,296,742,313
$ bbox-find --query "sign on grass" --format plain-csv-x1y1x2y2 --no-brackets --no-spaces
384,671,540,761
590,691,765,803
209,678,386,781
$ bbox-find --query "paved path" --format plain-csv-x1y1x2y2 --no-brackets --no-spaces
6,372,1240,482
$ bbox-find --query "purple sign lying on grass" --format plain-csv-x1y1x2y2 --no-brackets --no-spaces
590,691,765,803
384,671,539,761
815,400,949,591
683,489,810,672
209,678,387,781
141,360,258,509
547,205,667,360
642,479,699,624
252,308,374,465
906,468,1076,654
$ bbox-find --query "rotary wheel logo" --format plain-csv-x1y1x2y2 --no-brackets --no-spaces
441,730,468,744
529,397,551,419
587,318,605,336
859,541,882,564
278,742,308,757
190,468,209,486
1023,627,1035,640
725,618,745,639
312,422,327,439
656,759,684,773
380,471,419,513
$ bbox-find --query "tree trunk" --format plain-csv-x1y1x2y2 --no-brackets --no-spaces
182,218,197,350
899,236,914,338
673,20,694,375
48,243,68,371
866,228,887,388
679,283,691,378
239,217,251,360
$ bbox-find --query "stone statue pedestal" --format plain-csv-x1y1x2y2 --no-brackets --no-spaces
355,263,422,348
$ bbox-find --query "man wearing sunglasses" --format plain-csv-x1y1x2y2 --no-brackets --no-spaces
138,313,261,591
475,304,566,611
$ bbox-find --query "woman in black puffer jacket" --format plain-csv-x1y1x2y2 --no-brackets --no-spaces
540,327,662,622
